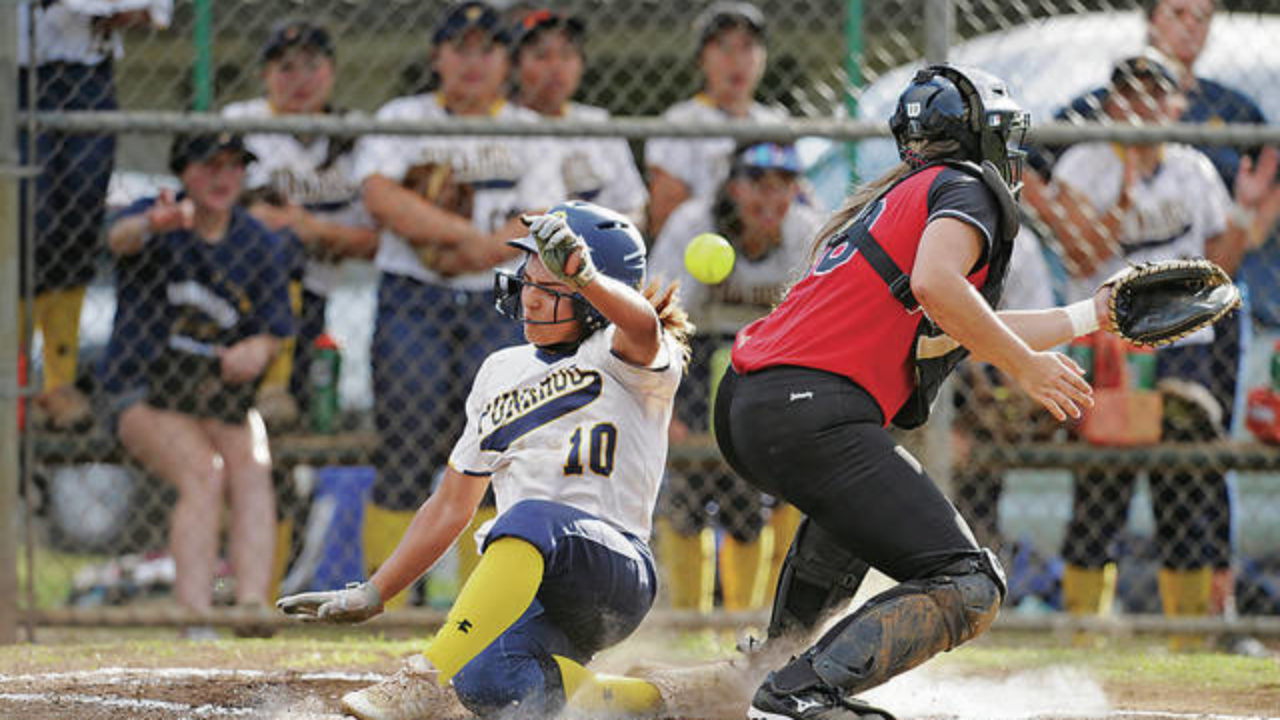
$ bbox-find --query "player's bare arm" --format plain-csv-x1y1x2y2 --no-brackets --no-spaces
362,174,487,248
912,217,1092,421
366,467,491,605
646,165,690,237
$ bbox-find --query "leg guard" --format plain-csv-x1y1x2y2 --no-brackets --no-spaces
767,517,871,641
768,550,1005,698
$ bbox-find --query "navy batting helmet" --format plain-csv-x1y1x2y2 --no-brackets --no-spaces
496,200,647,334
889,64,1030,188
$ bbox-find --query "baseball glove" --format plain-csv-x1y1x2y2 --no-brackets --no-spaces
403,162,474,270
1101,259,1241,347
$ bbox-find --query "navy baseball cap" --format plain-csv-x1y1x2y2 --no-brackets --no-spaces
1110,51,1180,96
695,1,766,51
512,9,586,56
730,141,801,177
170,132,257,175
433,1,510,47
260,20,335,64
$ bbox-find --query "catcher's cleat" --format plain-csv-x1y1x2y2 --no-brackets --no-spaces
341,656,469,720
748,680,896,720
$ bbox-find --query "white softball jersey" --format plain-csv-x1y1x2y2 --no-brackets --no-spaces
222,98,373,296
1054,142,1231,343
18,0,172,66
354,94,566,291
644,95,788,200
449,326,683,542
544,103,648,223
648,195,821,334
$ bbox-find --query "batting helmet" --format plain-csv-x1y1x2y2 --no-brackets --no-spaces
888,64,1030,188
496,200,647,334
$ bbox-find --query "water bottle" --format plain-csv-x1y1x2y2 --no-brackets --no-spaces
1127,347,1157,390
309,333,341,434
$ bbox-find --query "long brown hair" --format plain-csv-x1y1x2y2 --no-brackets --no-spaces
806,138,965,265
643,280,694,368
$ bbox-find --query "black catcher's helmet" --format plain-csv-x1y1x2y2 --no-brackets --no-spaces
889,64,1030,189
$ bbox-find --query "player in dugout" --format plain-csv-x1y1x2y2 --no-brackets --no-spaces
278,201,695,720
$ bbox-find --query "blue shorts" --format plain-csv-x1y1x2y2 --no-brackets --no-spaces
370,273,522,509
451,499,656,719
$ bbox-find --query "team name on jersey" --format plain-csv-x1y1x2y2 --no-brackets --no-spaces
411,145,523,185
267,166,359,208
478,365,603,451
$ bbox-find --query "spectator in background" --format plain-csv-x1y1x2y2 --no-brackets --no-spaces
102,133,294,638
510,9,648,225
644,1,784,238
648,141,819,615
222,20,379,429
354,0,565,608
1028,53,1250,648
16,0,172,429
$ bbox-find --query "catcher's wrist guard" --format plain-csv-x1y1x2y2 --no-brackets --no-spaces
1066,300,1099,337
1099,259,1241,347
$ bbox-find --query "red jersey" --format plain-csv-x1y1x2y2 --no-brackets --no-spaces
732,164,1002,423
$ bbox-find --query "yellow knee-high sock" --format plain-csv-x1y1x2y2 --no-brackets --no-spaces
720,530,773,612
1159,567,1212,652
553,655,662,717
1061,563,1117,616
655,517,714,613
426,537,544,682
456,505,497,587
261,281,302,389
270,518,293,600
35,286,86,390
363,503,417,610
765,504,803,606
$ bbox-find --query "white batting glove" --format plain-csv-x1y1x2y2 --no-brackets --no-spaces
276,581,383,623
524,213,598,289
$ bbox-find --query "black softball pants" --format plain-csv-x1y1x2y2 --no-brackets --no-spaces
713,365,981,582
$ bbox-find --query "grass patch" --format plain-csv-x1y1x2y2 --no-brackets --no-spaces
16,545,108,609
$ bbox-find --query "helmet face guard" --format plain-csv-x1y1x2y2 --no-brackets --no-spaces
889,64,1030,192
497,200,647,335
493,259,595,329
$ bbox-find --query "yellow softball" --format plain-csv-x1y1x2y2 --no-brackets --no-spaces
684,232,736,284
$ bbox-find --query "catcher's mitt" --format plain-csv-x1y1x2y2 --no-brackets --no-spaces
1101,259,1241,347
403,162,474,270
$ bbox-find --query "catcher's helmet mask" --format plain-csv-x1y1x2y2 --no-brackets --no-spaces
889,64,1030,193
495,200,647,339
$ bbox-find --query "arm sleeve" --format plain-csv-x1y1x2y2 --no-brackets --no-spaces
926,169,1002,261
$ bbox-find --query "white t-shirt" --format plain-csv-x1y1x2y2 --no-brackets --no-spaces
542,103,647,223
644,95,787,200
354,93,566,291
649,195,820,335
1055,141,1231,343
222,98,372,296
18,0,171,66
449,326,683,542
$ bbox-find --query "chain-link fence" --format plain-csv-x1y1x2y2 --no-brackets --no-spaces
8,0,1280,641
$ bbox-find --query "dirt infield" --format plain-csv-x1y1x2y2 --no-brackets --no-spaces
0,629,1276,720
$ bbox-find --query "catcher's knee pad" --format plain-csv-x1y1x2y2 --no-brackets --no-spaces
767,518,870,641
769,549,1005,698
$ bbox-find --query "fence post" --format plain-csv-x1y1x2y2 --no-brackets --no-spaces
0,0,23,646
924,0,954,64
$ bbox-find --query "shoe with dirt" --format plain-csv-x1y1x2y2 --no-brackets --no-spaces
748,680,896,720
342,656,469,720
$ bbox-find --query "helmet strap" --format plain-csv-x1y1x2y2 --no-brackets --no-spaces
901,146,927,168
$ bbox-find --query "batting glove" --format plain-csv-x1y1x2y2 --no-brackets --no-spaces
525,213,598,289
276,581,383,623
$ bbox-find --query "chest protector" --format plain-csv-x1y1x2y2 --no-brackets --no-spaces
832,159,1018,429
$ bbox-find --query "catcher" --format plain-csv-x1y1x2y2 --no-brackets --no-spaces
701,64,1239,720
